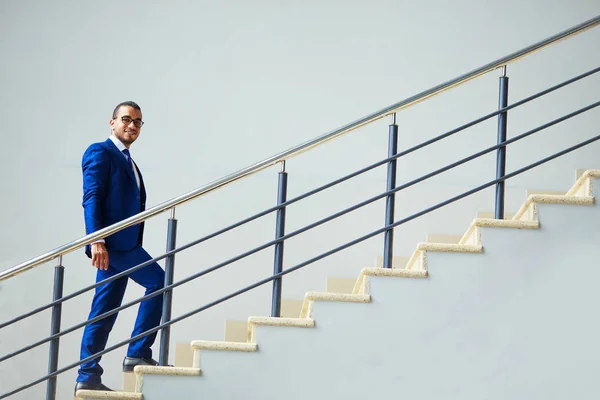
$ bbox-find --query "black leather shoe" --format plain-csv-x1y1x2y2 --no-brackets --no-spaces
122,356,159,372
74,381,113,395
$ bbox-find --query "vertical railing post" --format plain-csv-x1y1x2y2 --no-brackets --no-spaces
46,256,64,400
383,113,399,269
271,161,288,317
159,208,177,366
495,66,509,219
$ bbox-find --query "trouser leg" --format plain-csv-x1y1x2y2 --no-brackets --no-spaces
77,269,128,383
110,246,165,359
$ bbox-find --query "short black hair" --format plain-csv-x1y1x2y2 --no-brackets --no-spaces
112,101,142,119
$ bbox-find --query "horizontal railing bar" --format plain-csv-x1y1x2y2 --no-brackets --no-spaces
3,85,593,333
2,65,599,329
2,99,597,363
2,16,598,282
5,128,600,400
3,97,599,339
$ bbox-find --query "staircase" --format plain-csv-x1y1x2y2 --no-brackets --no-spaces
76,169,600,399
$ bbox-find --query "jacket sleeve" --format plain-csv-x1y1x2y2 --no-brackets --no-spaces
82,144,110,235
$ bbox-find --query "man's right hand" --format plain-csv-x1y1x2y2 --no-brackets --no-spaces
91,243,109,270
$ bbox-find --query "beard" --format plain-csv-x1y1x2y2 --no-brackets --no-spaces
118,131,138,145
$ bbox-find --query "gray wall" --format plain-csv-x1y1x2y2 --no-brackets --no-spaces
0,1,599,399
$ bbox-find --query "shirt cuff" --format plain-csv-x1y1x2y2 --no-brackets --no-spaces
91,239,105,245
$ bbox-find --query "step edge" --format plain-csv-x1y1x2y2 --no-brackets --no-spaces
190,340,257,352
305,292,371,302
133,366,201,376
416,242,483,253
76,390,142,399
473,218,539,229
300,292,371,318
360,267,428,278
248,316,315,327
528,194,594,205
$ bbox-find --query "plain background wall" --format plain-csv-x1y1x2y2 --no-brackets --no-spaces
0,1,599,399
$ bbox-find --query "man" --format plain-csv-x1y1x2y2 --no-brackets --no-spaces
75,101,165,393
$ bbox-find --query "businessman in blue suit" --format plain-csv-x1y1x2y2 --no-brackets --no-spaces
75,101,165,393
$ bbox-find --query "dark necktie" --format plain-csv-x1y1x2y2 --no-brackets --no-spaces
122,149,133,167
123,148,141,195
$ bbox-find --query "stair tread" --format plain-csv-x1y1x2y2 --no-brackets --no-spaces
300,292,371,318
191,340,257,352
513,195,595,220
527,194,594,204
248,316,314,327
76,390,142,399
360,268,428,278
133,366,201,376
459,218,540,245
305,292,370,302
416,242,483,252
472,218,539,229
353,268,429,294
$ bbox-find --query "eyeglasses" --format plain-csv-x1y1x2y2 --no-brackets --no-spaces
115,116,144,128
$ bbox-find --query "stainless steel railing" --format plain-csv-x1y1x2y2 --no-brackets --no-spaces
1,14,598,282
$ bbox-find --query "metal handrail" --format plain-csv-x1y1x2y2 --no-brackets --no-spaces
2,66,597,332
4,124,600,399
1,15,598,281
3,98,598,364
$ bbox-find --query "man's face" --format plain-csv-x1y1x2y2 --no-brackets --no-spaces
110,106,143,148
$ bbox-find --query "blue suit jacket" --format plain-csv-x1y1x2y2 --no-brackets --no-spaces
82,138,147,257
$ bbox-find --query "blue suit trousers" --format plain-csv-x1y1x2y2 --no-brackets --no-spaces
77,246,165,384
